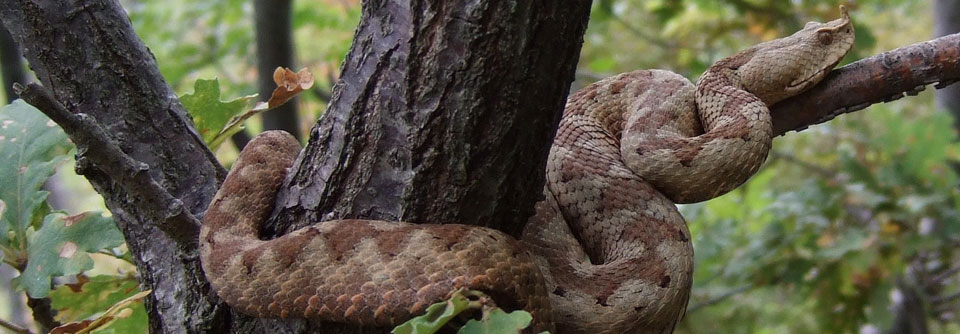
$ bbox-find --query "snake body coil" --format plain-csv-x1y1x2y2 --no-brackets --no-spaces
200,9,854,334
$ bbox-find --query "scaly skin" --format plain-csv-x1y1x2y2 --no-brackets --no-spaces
200,7,854,334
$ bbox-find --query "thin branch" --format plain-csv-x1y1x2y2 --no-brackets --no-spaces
931,264,960,286
772,33,960,136
932,291,960,306
15,83,201,246
686,285,754,314
0,317,33,334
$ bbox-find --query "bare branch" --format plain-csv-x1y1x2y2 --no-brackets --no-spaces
931,264,960,286
15,83,200,246
772,33,960,136
0,317,33,334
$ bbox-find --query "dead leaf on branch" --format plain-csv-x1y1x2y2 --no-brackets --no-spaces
213,67,314,148
267,67,315,109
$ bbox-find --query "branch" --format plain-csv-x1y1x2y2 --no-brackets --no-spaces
16,83,201,245
686,285,754,314
0,317,33,334
772,33,960,136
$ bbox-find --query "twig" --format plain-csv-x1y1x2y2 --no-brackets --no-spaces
15,83,201,246
932,291,960,306
931,265,960,286
686,284,754,314
0,317,33,334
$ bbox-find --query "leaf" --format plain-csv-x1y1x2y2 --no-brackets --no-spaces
0,100,70,248
179,78,257,150
392,289,480,334
49,289,151,334
50,274,148,334
210,67,315,148
458,308,535,334
19,212,124,298
267,67,314,109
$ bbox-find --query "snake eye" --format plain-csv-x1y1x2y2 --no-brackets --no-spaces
817,30,833,45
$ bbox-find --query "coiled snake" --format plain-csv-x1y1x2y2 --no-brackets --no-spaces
200,8,854,334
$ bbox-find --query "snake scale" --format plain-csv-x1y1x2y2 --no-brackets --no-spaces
200,8,853,334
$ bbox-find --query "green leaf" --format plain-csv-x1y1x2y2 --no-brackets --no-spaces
50,275,148,334
19,212,124,298
458,308,534,334
0,100,69,249
179,78,256,150
50,288,151,334
392,289,477,334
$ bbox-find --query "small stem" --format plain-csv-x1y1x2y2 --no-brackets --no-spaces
0,317,33,334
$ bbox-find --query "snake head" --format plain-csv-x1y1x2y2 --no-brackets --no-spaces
732,6,855,104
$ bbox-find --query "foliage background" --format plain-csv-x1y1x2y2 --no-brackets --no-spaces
2,0,957,333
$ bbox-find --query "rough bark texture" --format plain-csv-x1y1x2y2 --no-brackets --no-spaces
269,0,593,241
0,1,228,333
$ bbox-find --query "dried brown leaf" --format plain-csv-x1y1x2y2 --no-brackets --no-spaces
267,67,314,109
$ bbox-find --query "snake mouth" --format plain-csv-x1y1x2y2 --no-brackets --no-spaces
788,67,828,89
788,56,844,89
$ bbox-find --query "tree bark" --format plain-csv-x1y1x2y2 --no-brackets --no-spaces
4,0,960,333
268,0,593,241
0,1,228,333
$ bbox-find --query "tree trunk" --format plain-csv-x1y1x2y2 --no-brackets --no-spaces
231,0,301,150
0,1,227,333
254,0,300,140
258,0,594,332
268,0,592,240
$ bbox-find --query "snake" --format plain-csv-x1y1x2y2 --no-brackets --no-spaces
199,8,854,334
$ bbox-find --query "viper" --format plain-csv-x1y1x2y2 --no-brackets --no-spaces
200,7,854,334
